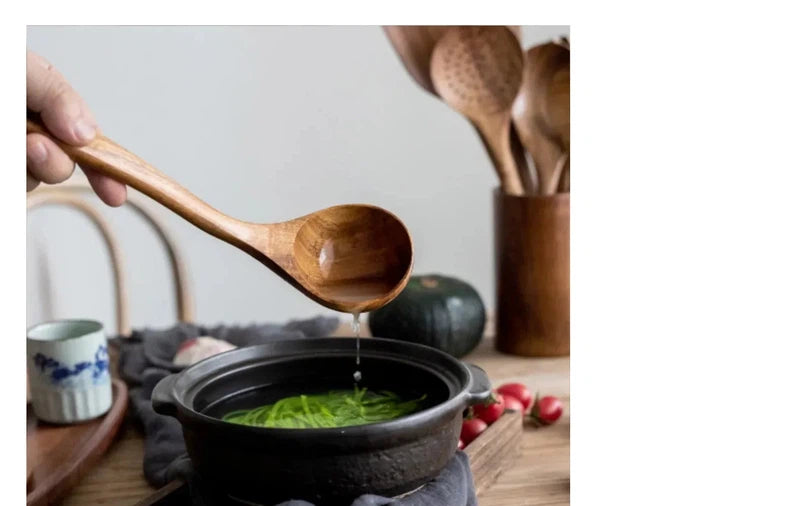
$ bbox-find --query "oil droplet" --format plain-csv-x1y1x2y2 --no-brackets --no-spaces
352,312,361,382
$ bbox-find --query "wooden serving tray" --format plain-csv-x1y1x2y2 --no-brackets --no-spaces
27,379,128,506
464,409,524,496
134,408,523,504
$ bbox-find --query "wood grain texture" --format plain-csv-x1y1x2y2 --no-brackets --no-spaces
132,480,187,506
494,192,570,356
383,26,523,98
526,121,565,196
548,153,569,196
27,379,128,506
384,26,533,194
464,409,523,496
431,27,526,196
26,116,413,314
57,330,569,506
558,156,570,193
510,122,538,194
512,42,570,195
545,62,570,153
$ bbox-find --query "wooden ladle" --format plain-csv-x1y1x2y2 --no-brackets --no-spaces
26,115,413,313
430,26,526,196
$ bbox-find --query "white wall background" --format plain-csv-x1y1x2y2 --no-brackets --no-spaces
26,26,569,332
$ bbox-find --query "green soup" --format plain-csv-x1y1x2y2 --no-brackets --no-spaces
223,385,426,429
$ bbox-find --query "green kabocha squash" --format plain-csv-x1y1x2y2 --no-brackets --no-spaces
368,274,486,358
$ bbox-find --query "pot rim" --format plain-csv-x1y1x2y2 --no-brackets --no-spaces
154,337,490,437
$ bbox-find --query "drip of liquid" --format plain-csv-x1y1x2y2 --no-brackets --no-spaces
352,312,361,382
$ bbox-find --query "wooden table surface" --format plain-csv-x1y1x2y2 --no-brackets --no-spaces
58,330,570,506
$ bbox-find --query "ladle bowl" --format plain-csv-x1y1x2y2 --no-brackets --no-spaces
26,114,413,313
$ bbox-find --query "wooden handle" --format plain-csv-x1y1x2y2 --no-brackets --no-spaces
526,121,564,196
546,153,570,195
558,156,570,193
510,123,537,195
476,115,525,196
26,115,254,249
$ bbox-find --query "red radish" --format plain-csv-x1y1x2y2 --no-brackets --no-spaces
497,383,532,411
472,393,505,425
460,418,488,445
457,439,465,450
503,395,524,412
531,395,563,425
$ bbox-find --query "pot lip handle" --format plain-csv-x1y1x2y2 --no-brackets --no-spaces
465,363,492,404
152,373,180,417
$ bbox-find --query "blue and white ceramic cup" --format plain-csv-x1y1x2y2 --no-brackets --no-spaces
27,320,112,423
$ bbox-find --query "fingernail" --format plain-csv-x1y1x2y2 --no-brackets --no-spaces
73,119,97,142
28,141,48,164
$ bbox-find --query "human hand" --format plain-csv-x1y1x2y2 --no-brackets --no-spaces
26,49,126,206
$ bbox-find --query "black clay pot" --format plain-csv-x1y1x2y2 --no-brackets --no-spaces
152,337,491,505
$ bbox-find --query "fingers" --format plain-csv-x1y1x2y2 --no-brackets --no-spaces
27,171,40,192
82,167,127,207
27,50,98,146
26,132,127,206
26,49,128,206
26,133,75,185
26,132,127,205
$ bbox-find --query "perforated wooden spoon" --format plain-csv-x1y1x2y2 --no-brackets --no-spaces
383,25,522,97
430,26,526,195
27,115,413,313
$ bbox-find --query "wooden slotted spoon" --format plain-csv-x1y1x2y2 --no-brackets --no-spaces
430,26,527,196
383,26,523,97
27,114,413,313
384,26,534,193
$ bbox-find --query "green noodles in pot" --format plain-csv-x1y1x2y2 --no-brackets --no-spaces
223,385,427,429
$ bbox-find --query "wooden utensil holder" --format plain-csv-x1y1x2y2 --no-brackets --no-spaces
494,190,569,356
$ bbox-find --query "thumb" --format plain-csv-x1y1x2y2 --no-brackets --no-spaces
26,49,97,145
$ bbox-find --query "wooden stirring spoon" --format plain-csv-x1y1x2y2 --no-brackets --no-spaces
542,47,570,153
549,61,570,193
430,26,526,196
26,115,413,314
512,42,570,195
558,156,570,192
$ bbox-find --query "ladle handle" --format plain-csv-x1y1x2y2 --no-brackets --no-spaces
26,113,253,247
477,115,525,196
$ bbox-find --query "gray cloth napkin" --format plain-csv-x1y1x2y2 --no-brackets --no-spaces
116,319,477,506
